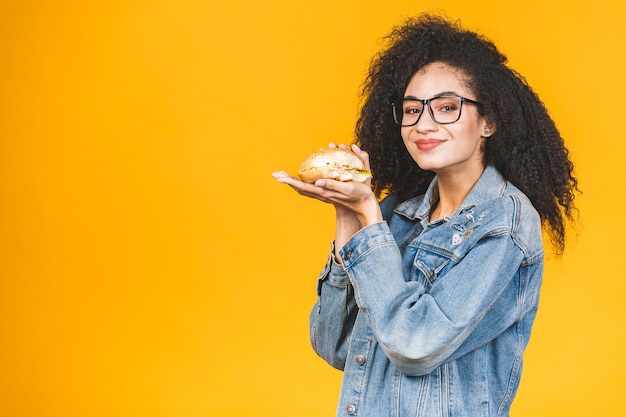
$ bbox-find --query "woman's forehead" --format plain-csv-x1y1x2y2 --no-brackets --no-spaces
405,62,472,97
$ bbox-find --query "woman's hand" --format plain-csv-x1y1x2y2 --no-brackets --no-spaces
272,144,383,259
272,170,381,225
272,144,381,227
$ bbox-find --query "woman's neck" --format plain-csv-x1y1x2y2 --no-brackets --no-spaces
430,165,485,221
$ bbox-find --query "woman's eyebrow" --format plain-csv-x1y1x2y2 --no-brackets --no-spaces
403,91,459,100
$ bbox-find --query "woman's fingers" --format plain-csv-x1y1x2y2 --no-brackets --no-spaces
334,143,371,172
271,170,293,183
273,170,362,199
272,171,332,201
350,144,371,172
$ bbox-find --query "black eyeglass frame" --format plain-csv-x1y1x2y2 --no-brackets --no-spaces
392,95,483,126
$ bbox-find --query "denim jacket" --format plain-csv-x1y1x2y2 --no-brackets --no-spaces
310,166,544,417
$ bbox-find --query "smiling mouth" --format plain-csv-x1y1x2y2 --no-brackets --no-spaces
416,139,445,151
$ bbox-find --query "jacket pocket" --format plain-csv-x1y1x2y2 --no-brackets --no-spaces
411,246,453,288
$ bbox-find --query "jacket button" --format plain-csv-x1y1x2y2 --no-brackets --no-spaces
355,355,366,365
342,251,352,261
346,404,356,414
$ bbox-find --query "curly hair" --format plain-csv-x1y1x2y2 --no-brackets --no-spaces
355,14,578,255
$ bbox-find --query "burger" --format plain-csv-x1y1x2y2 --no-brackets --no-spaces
298,148,372,183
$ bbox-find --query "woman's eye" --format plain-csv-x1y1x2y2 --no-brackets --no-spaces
438,104,458,113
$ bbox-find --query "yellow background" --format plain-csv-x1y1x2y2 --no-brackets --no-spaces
1,1,624,416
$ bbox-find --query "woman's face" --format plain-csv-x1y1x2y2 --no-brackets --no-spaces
400,62,491,177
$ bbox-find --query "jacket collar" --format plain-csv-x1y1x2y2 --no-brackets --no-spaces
394,166,507,221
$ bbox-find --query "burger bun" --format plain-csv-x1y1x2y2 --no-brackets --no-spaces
298,148,372,184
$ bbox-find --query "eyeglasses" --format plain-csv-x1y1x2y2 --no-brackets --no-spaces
392,95,483,126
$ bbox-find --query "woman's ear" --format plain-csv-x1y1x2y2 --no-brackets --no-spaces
482,120,496,137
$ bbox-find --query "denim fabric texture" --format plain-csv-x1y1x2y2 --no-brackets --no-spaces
310,166,544,417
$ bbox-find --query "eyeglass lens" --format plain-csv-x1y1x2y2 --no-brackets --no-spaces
396,96,463,126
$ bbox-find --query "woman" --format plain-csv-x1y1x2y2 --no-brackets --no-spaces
272,14,577,417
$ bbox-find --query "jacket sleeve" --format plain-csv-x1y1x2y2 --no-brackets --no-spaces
308,195,401,370
339,221,527,376
309,245,359,370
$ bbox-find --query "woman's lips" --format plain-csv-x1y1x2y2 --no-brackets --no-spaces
416,139,445,151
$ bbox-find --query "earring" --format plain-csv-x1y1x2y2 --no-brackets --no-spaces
484,129,490,135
